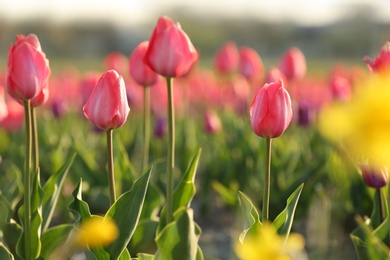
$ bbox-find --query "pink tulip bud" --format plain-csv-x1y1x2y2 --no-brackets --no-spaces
129,41,159,86
0,88,8,122
239,46,263,81
359,162,389,188
80,72,100,106
250,79,292,138
204,109,222,134
363,42,390,74
144,16,198,78
6,34,50,101
30,81,49,107
0,100,24,132
330,75,351,102
264,67,287,87
279,47,306,80
83,70,130,130
214,41,239,74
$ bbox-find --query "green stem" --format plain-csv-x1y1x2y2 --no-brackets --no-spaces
23,100,32,260
262,138,272,222
107,129,116,205
377,188,384,223
166,77,175,224
141,86,151,174
31,106,39,174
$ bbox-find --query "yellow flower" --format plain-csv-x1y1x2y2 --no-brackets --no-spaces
234,223,305,260
318,72,390,166
74,216,119,248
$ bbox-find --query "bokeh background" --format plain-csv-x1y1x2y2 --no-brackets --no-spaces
1,0,390,71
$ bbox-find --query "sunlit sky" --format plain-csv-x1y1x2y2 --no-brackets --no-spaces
0,0,389,26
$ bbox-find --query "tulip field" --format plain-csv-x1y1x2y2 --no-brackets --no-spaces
1,15,390,260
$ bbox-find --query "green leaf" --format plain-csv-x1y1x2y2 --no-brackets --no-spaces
16,168,45,259
351,215,390,260
155,208,201,260
42,153,76,232
0,194,12,230
2,223,21,258
128,219,158,256
237,191,262,243
104,168,152,260
0,243,14,260
273,183,304,240
136,253,154,260
370,188,389,230
159,149,201,231
139,183,164,220
40,224,73,258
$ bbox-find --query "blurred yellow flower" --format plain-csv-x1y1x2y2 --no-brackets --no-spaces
234,223,305,260
75,216,119,248
318,72,390,167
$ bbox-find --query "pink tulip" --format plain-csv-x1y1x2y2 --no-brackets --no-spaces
239,46,263,81
0,87,8,122
204,109,222,134
359,162,389,188
0,99,24,132
129,41,159,86
264,67,287,86
80,72,100,106
329,75,351,102
364,42,390,73
144,16,198,78
83,70,130,130
279,47,306,80
6,34,50,101
103,51,128,76
250,79,292,138
214,41,239,74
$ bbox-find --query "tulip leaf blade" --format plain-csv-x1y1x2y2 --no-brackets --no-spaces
237,191,262,243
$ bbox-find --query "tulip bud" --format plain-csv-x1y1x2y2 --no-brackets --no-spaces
6,34,50,101
144,16,198,78
0,88,8,122
239,46,263,81
129,41,159,86
359,162,389,189
0,100,24,132
279,47,306,80
30,81,49,107
214,41,239,74
204,109,222,134
264,67,287,87
83,70,130,130
250,79,292,138
154,116,167,138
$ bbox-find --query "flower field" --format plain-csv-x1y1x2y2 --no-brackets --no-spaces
0,15,389,260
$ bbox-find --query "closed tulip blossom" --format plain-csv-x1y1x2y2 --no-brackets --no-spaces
204,109,222,134
279,47,306,81
250,79,293,139
0,88,8,123
144,16,198,78
359,163,389,189
83,70,130,130
239,46,263,81
214,41,239,74
130,41,159,86
6,34,50,101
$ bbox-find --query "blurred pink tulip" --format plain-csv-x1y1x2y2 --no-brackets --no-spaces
0,99,24,132
6,34,50,102
0,87,8,122
80,72,101,106
103,51,128,76
330,75,351,102
239,46,263,81
264,67,287,86
144,16,198,78
204,109,222,134
364,42,390,73
359,162,389,188
129,41,159,86
250,79,292,138
83,70,130,130
214,41,239,74
279,47,306,80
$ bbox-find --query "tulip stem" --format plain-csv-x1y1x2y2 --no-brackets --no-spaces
141,86,151,174
377,188,384,223
31,106,39,174
262,138,272,222
107,129,116,205
166,77,175,224
23,100,32,260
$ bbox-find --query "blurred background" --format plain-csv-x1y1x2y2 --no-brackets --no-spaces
1,0,390,71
